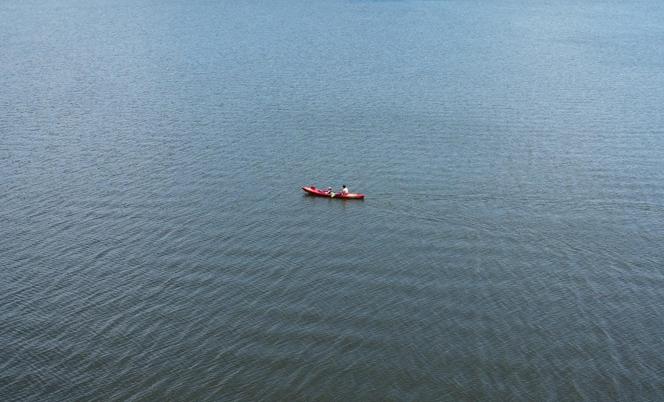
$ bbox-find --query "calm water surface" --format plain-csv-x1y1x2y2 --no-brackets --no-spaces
2,0,664,400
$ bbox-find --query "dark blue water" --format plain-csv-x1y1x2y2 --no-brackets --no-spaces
2,0,664,400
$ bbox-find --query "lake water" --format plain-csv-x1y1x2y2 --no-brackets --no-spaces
2,0,664,400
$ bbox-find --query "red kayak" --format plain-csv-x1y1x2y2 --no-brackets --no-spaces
302,186,365,200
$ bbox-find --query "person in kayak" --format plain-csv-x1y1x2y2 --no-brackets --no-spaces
327,187,335,197
341,185,349,195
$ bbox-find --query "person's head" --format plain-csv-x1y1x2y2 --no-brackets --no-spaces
342,185,347,188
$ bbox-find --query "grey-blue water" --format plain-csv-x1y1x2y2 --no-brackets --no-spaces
2,0,664,400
